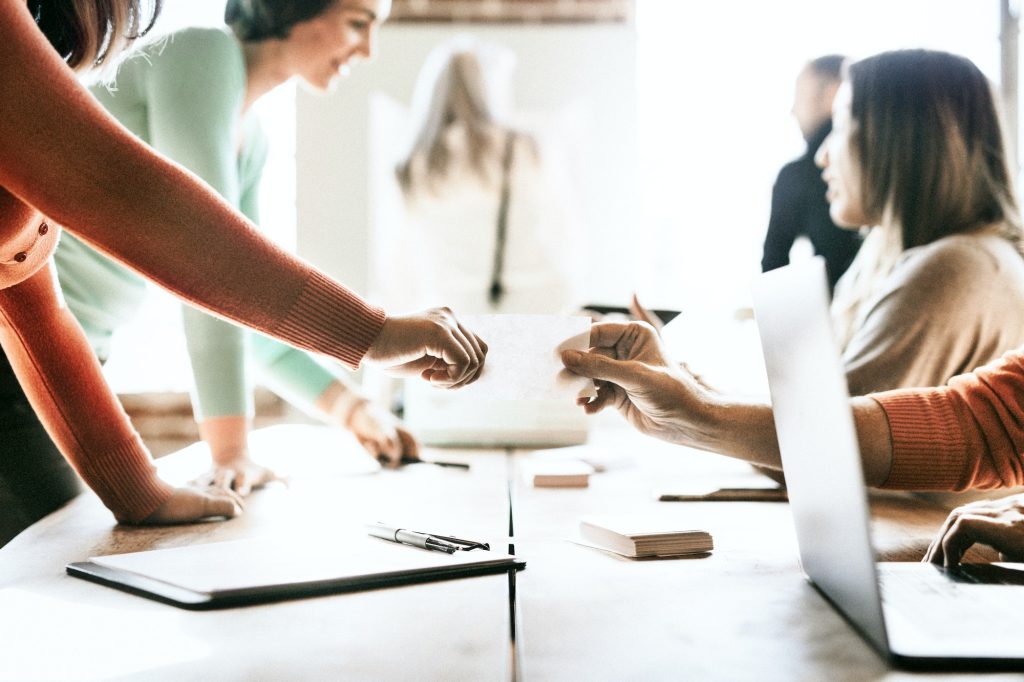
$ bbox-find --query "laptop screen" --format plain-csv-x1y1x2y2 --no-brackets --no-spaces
751,257,890,656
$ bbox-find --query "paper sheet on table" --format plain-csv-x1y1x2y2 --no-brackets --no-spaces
456,314,596,401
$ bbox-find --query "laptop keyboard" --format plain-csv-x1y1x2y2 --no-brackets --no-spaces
879,564,1024,634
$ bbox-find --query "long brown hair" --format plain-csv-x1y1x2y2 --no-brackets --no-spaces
29,0,162,72
848,49,1022,251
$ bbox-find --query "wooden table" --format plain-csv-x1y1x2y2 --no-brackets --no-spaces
0,429,515,682
0,422,1014,681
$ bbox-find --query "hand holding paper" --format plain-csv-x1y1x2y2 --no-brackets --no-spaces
456,315,596,402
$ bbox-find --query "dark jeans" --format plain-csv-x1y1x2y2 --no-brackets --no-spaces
0,350,82,547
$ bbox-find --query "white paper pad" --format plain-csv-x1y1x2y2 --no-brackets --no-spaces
457,314,596,401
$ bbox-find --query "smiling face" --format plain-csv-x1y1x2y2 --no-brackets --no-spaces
285,0,390,92
815,82,869,229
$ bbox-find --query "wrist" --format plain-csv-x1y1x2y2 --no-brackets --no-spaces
316,380,368,428
198,415,251,465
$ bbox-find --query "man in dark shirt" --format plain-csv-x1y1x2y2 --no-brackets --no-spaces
761,55,863,292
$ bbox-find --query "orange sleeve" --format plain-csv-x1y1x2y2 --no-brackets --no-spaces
0,263,173,521
0,3,385,367
873,350,1024,491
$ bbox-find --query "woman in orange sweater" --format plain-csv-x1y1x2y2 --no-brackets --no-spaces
562,49,1024,567
0,0,485,528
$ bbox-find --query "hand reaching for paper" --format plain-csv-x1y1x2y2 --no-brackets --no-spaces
364,308,487,388
561,321,717,448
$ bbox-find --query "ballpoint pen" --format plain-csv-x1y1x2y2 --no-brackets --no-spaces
366,523,461,554
399,456,470,470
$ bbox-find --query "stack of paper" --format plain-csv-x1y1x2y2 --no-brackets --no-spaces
578,517,713,558
521,459,595,488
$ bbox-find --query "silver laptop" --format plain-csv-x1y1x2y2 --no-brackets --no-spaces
752,257,1024,670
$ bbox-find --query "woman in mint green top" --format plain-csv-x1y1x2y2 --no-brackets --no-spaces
61,0,415,491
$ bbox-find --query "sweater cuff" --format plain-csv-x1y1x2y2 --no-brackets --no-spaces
273,271,386,370
873,390,969,490
73,436,174,523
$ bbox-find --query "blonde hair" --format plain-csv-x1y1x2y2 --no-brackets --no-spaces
30,0,162,73
830,50,1023,348
396,41,536,198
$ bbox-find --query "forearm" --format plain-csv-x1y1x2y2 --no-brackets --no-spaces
314,378,368,427
0,263,172,522
700,394,893,484
198,416,251,465
0,7,384,368
183,306,252,420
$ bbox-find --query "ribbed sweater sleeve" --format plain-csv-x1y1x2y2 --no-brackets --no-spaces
0,263,174,521
0,5,384,521
873,349,1024,491
0,8,386,368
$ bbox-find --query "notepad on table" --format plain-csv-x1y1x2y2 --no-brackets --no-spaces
67,533,524,610
577,516,713,558
521,459,594,488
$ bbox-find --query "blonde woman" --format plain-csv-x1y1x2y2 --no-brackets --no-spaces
0,0,485,542
390,39,580,315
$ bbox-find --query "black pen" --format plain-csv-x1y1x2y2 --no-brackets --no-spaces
400,456,470,470
366,523,460,554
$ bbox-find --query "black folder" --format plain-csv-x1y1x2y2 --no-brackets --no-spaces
67,536,524,610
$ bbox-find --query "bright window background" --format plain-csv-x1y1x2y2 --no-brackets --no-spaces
102,1,1004,392
635,1,1001,314
103,1,297,393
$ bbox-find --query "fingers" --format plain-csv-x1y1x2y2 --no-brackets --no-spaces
396,426,420,461
562,348,645,388
202,487,244,519
630,293,663,332
588,320,658,352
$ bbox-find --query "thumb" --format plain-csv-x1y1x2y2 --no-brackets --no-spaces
562,349,641,388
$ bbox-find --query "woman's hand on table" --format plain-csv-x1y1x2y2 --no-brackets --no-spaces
140,485,245,524
192,455,282,497
925,494,1024,567
364,308,487,388
347,401,420,468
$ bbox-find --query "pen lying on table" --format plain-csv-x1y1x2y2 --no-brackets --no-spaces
399,456,470,470
366,523,490,554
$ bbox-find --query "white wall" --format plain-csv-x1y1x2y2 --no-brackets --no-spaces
295,22,638,304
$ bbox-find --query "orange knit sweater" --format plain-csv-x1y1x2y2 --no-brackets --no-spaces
875,350,1024,491
0,4,385,522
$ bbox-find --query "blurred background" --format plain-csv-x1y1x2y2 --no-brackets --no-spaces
103,0,1011,398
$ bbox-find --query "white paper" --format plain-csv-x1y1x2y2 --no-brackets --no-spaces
456,314,596,401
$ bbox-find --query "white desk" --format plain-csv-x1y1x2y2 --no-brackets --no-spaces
0,423,1014,681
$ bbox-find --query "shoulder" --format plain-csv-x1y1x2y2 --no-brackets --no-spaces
151,26,240,60
773,156,820,193
137,27,244,81
889,232,1024,299
899,232,1022,275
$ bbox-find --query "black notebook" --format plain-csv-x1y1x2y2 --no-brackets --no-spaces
68,535,524,610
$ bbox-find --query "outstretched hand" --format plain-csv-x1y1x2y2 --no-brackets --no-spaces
561,321,715,447
364,308,487,388
140,485,244,525
925,494,1024,567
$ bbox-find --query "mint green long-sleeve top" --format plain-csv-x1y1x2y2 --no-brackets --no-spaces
59,26,343,419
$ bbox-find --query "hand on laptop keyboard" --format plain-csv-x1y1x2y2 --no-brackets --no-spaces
925,493,1024,568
